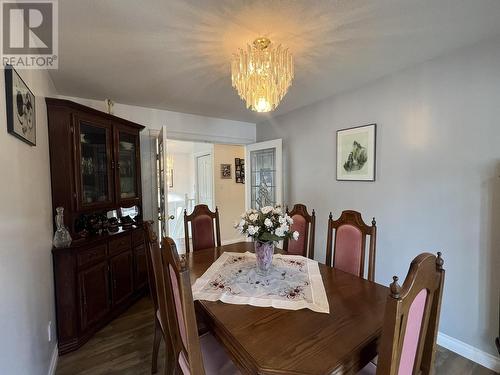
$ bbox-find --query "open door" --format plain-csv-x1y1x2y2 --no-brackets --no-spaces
195,151,214,210
157,126,174,238
245,139,283,210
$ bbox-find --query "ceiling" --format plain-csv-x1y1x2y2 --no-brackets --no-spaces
51,0,500,123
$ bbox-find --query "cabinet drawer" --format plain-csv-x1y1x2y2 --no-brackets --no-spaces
77,244,107,269
108,235,131,255
132,229,145,246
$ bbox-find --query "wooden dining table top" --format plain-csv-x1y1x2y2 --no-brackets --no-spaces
186,242,389,375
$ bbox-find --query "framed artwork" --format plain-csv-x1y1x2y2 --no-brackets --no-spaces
221,164,231,179
235,158,245,183
336,124,376,181
5,65,36,146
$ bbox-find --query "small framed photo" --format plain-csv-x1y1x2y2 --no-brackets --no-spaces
221,164,231,179
336,124,376,181
5,65,36,146
235,158,245,183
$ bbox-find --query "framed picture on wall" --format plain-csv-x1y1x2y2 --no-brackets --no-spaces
336,124,376,181
221,164,231,179
235,158,245,183
4,65,36,146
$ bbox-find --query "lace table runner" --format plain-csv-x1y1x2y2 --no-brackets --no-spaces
192,252,329,314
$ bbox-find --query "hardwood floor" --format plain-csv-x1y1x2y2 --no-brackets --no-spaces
56,297,495,375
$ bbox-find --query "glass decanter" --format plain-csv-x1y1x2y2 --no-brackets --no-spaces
53,207,72,248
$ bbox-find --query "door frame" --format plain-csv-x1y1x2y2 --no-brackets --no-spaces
147,128,255,235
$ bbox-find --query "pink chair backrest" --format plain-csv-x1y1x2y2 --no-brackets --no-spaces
192,214,215,251
287,214,307,255
334,224,363,276
398,289,428,375
326,210,376,280
161,237,205,375
377,253,445,375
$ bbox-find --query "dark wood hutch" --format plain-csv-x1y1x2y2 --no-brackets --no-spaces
46,98,148,354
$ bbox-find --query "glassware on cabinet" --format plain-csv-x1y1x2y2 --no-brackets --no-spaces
53,207,72,248
79,123,109,204
118,132,137,199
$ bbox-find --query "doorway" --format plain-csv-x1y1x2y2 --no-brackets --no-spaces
153,128,283,251
194,152,214,210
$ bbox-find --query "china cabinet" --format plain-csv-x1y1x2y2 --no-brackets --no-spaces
46,98,147,354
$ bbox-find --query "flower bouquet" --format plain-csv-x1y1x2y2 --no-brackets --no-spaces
235,205,299,275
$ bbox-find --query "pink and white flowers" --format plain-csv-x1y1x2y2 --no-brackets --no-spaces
234,205,299,243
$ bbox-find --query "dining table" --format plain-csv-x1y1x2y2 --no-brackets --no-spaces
186,241,389,375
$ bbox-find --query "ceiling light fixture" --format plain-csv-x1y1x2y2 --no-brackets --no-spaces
231,37,294,113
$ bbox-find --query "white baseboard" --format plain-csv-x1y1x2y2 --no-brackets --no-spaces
221,238,246,245
47,343,58,375
437,332,500,372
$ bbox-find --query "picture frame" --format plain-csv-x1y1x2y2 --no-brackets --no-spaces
235,158,245,183
5,65,36,146
336,124,376,181
221,164,231,179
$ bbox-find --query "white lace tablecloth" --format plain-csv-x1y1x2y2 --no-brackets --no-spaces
192,252,329,314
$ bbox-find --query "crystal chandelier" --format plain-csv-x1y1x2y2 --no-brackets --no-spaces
231,37,294,113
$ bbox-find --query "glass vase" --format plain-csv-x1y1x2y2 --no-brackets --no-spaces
254,240,274,275
53,207,72,248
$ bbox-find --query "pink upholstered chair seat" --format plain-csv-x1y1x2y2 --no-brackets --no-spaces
178,332,240,375
357,361,376,375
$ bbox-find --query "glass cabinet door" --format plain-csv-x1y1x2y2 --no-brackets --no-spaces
78,121,113,207
117,131,139,202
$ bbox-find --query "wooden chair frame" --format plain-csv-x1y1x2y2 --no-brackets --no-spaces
143,222,163,374
184,204,221,253
377,252,445,375
161,236,206,375
283,204,316,259
325,210,377,281
144,222,176,375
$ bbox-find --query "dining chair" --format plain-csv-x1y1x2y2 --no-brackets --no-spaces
325,210,377,281
159,236,240,375
184,204,221,252
358,252,445,375
145,222,175,374
283,203,316,259
143,222,163,374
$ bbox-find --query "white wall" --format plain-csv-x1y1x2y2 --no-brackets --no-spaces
59,96,256,223
168,152,195,199
257,37,500,364
0,69,58,374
